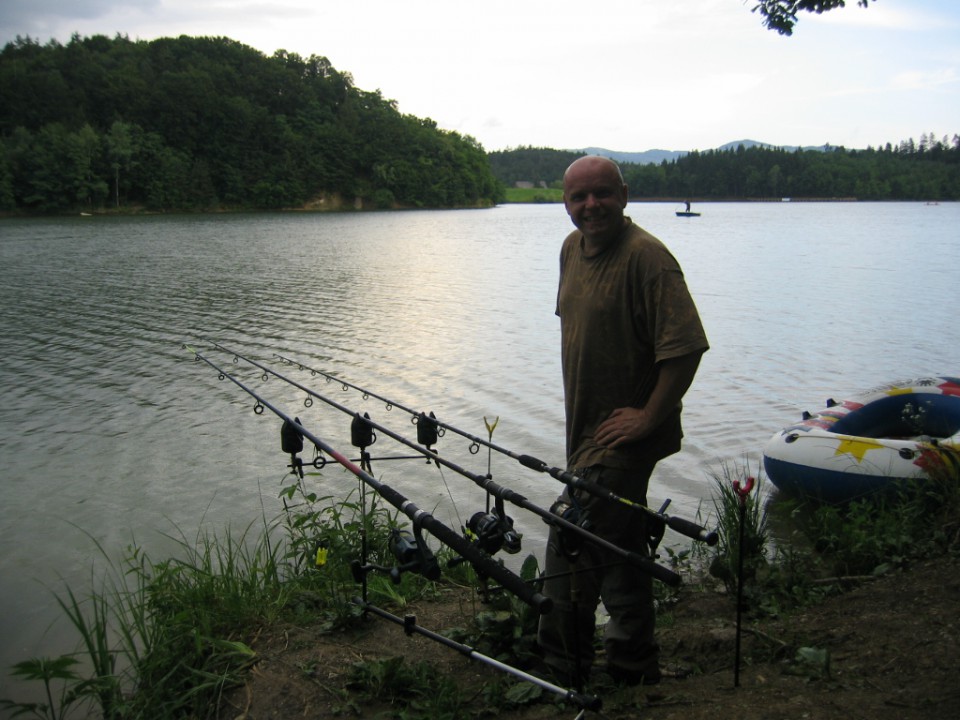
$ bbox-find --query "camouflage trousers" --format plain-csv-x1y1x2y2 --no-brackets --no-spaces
536,463,660,682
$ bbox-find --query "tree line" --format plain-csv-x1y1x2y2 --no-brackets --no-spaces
3,33,955,214
0,34,503,213
489,138,960,201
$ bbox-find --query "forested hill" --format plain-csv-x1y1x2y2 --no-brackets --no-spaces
490,139,960,201
0,34,503,213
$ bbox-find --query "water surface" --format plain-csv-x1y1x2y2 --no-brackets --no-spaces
1,201,957,697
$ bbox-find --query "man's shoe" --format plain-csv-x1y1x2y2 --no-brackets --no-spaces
525,659,581,687
605,664,662,686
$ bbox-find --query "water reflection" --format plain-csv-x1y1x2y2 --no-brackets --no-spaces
0,202,958,699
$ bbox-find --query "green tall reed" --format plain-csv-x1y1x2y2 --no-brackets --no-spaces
0,467,445,720
707,461,769,593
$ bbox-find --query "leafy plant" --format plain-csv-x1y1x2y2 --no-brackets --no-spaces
1,656,86,720
347,657,465,718
707,461,770,594
449,553,543,667
795,466,960,577
0,477,438,720
277,469,448,622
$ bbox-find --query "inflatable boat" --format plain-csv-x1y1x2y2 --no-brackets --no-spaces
763,376,960,503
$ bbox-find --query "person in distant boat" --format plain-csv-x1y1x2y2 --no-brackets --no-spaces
684,200,691,212
536,155,709,687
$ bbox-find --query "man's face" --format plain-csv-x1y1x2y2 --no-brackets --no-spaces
563,158,628,248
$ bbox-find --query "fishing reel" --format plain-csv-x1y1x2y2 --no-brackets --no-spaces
646,500,671,553
389,527,440,582
465,506,522,556
351,526,440,585
548,497,593,559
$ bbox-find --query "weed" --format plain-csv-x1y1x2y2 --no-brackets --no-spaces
449,553,542,666
5,448,958,719
707,460,770,594
347,656,466,718
1,656,86,720
0,468,439,719
795,470,959,576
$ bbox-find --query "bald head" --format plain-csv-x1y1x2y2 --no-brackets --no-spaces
563,155,625,187
562,155,629,252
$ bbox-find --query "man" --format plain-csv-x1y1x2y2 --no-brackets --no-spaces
537,155,708,686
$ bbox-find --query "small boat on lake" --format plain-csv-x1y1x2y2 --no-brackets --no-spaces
676,200,700,217
762,376,960,503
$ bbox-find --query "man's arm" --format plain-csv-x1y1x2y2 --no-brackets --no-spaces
595,350,705,449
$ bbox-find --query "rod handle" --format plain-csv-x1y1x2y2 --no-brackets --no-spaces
628,552,682,587
665,515,719,546
370,486,554,614
569,691,603,712
449,531,553,613
518,454,547,471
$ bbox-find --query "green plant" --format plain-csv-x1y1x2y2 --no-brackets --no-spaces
1,656,87,720
795,464,960,576
0,518,272,720
699,447,960,620
0,479,432,720
450,553,542,667
278,469,457,616
346,656,465,718
707,462,770,593
279,473,408,573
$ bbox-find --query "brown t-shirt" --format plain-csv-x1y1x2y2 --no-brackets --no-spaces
557,218,709,471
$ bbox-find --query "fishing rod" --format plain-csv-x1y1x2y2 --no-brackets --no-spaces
211,342,682,587
273,351,718,547
354,597,601,717
185,344,552,614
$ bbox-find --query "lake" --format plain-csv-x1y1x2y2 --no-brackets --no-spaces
1,201,957,699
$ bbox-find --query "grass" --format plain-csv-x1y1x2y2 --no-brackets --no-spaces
698,457,960,619
346,656,468,718
3,457,958,719
502,187,563,203
0,472,451,720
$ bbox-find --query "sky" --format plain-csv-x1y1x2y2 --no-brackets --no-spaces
1,0,957,153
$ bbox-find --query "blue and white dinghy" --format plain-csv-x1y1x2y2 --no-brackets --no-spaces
762,376,960,503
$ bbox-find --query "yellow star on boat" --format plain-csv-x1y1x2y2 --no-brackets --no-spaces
834,437,884,462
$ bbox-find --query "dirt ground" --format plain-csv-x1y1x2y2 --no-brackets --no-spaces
221,554,960,720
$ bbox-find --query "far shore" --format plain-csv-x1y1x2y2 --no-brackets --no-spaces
2,196,952,219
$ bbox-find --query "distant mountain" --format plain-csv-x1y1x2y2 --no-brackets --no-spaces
717,139,776,151
490,141,960,200
580,140,835,166
716,139,837,152
578,146,686,165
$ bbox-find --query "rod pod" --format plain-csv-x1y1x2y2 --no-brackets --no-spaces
186,346,552,614
353,598,601,716
272,351,718,546
214,343,682,587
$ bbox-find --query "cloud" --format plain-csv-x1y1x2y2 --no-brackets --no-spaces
0,0,157,28
809,2,958,31
0,0,955,152
0,0,160,41
889,68,958,92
